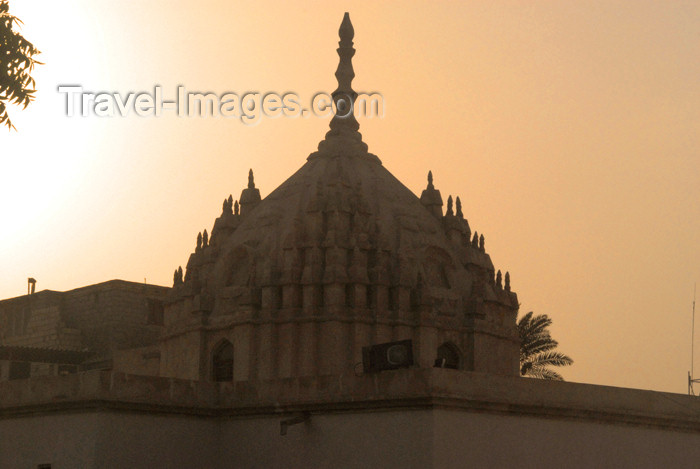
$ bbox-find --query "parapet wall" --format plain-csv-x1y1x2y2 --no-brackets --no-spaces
2,370,700,469
2,368,700,433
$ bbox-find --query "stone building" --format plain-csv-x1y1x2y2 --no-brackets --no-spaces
158,14,518,384
2,13,700,469
0,280,167,381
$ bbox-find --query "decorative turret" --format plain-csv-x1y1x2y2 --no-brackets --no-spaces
239,169,261,215
446,195,454,216
420,171,443,219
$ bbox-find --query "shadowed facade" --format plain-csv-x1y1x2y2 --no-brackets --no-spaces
161,12,519,383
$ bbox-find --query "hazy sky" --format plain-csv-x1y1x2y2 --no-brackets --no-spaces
2,1,699,394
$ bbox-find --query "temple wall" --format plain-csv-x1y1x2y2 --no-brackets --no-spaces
159,330,202,380
3,368,700,469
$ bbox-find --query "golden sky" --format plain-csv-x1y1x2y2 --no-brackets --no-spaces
1,0,699,394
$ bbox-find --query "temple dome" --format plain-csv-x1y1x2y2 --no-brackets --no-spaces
163,13,519,382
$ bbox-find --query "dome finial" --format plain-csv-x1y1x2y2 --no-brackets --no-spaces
311,12,377,161
330,13,358,131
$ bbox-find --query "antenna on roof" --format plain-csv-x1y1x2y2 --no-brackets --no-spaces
689,283,698,395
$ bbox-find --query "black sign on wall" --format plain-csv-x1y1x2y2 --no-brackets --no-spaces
362,339,414,373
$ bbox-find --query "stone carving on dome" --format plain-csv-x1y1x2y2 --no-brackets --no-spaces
161,13,520,382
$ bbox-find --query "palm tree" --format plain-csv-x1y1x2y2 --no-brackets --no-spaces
518,311,573,380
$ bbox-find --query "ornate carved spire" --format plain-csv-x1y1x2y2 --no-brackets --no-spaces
331,13,358,129
311,13,376,161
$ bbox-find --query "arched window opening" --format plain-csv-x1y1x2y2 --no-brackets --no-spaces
434,342,460,370
212,340,234,382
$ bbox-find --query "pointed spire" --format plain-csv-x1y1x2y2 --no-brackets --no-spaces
504,271,511,291
472,232,479,247
446,195,454,216
312,13,374,160
331,13,358,127
240,169,261,215
234,200,239,215
202,229,209,247
228,194,233,207
496,270,502,289
479,234,485,251
456,196,463,218
222,198,228,214
174,266,184,285
248,169,255,188
420,170,443,219
196,232,202,251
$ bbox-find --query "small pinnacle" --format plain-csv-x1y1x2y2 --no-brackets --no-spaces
456,196,463,218
446,195,454,216
496,270,503,289
248,169,255,188
479,234,485,251
505,272,511,291
427,171,434,188
202,229,209,247
234,200,239,215
472,232,479,247
196,232,203,251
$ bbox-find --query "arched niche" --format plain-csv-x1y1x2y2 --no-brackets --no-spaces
212,339,234,382
434,342,461,370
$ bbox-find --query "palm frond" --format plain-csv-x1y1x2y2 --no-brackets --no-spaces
518,311,573,381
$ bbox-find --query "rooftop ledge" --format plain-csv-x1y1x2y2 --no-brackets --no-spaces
1,369,700,432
